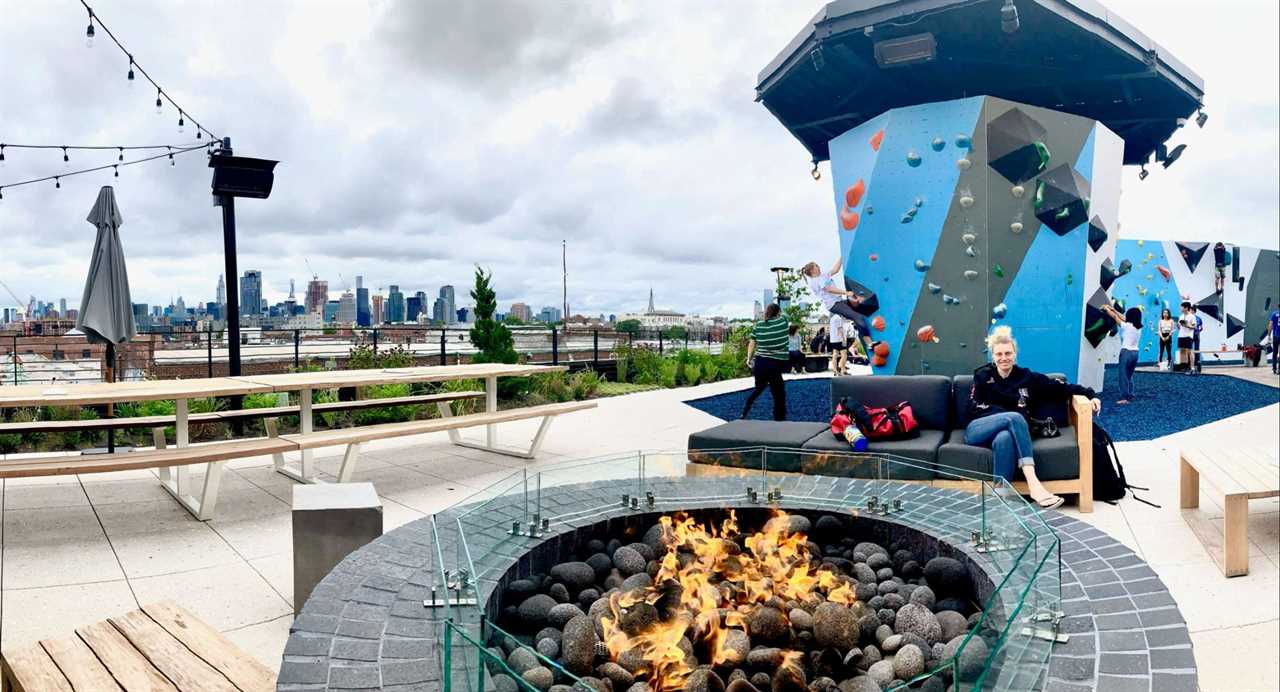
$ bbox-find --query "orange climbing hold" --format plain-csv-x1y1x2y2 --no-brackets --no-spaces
916,325,938,343
871,355,888,367
839,208,860,231
871,315,885,331
868,253,878,262
1156,265,1172,281
873,342,890,358
869,129,885,151
845,179,866,208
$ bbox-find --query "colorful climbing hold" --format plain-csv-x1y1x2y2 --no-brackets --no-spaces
959,194,975,208
845,179,866,208
871,315,886,331
1136,239,1145,247
956,158,972,171
961,233,977,245
942,294,961,305
1066,273,1073,285
914,259,930,272
954,134,972,149
1011,185,1025,198
1156,265,1172,281
928,283,942,294
901,214,914,224
871,355,888,368
906,150,922,167
916,325,938,343
965,245,977,257
963,270,979,280
870,129,885,151
1010,222,1023,234
873,342,890,358
992,303,1008,319
931,137,946,152
840,208,860,231
865,205,874,215
993,264,1005,278
868,253,878,262
914,196,924,208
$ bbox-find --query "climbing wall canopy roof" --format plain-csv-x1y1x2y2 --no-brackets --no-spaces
757,0,1204,166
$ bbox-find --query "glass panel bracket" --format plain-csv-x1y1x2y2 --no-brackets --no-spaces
971,528,1014,553
424,568,480,609
1020,610,1069,643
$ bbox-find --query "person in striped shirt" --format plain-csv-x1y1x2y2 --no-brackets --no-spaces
741,303,790,420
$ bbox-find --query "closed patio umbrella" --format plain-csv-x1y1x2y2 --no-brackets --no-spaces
76,186,136,452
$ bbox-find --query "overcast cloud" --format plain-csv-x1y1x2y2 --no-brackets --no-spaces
1,0,1276,318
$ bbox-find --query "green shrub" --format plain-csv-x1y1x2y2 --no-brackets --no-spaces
352,383,417,425
658,360,677,388
630,346,664,385
438,378,483,415
569,369,602,400
532,371,573,403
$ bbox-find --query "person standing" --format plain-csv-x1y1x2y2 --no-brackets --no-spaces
741,303,790,420
787,324,805,373
1177,302,1196,373
1157,308,1176,369
1269,307,1280,374
1213,242,1227,294
1103,305,1143,403
828,314,848,375
1192,305,1204,373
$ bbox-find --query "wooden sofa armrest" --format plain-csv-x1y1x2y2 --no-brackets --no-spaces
1069,395,1094,512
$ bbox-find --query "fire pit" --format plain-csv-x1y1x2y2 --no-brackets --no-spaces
278,449,1195,691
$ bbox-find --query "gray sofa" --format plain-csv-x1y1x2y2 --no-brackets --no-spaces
687,374,1094,511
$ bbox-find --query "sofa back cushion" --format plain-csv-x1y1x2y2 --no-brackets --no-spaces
830,375,952,430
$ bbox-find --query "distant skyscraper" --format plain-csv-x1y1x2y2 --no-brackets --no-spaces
439,285,457,324
509,302,532,322
337,291,357,324
456,307,470,323
59,298,68,317
355,275,370,327
432,297,445,322
215,275,226,308
173,296,187,320
371,293,385,324
648,288,655,313
324,300,340,323
763,290,775,307
240,271,263,317
305,278,329,315
754,300,763,320
387,285,405,323
539,306,562,324
406,295,423,322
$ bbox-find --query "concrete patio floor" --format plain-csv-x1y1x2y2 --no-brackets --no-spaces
0,372,1275,691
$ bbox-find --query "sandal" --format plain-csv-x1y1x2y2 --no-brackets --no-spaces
1033,495,1064,510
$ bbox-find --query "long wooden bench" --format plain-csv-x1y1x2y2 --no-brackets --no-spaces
1,600,275,691
1179,445,1280,577
0,400,597,520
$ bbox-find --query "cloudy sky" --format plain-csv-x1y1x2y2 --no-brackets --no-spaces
1,0,1275,319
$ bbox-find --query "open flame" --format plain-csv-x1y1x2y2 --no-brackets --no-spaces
598,511,859,692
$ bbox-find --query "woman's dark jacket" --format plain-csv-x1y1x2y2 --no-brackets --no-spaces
966,364,1096,423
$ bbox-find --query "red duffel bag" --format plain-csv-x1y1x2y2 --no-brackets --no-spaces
853,401,919,440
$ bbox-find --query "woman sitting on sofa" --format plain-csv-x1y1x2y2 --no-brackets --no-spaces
965,326,1102,509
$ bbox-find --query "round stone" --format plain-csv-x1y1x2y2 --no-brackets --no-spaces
877,608,896,628
813,602,859,650
862,645,881,666
882,593,905,611
748,606,790,644
613,547,647,576
547,603,586,629
943,634,989,681
867,660,896,686
597,662,635,689
561,615,599,675
491,673,519,692
867,596,884,611
837,677,880,692
550,562,597,591
548,583,570,603
853,563,878,585
909,585,936,611
588,598,611,637
881,634,903,653
876,581,897,596
853,542,888,558
750,672,772,689
507,647,539,675
857,612,881,645
720,629,750,667
578,588,600,610
642,524,669,551
874,624,893,645
901,560,922,579
621,573,653,593
535,638,559,659
875,567,894,582
586,553,613,579
936,610,969,642
893,644,926,680
788,608,814,631
683,668,726,692
923,557,969,598
866,553,891,571
935,597,969,615
895,603,943,644
518,594,557,629
522,666,554,691
815,515,843,535
618,648,645,674
747,647,785,668
619,602,659,636
854,583,877,602
506,579,539,601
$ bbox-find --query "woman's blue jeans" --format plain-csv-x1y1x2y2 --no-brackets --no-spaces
1118,348,1138,399
964,412,1034,481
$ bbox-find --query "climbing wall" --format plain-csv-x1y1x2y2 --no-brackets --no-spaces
827,96,1122,390
1106,240,1280,364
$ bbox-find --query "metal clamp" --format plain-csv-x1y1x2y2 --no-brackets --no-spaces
646,491,655,508
767,488,782,503
621,493,630,508
747,487,759,504
1021,610,1068,643
423,569,479,609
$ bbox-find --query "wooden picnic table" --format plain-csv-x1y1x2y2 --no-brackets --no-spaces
0,364,566,515
1180,445,1280,577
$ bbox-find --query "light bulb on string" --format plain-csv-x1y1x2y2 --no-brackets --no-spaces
155,89,163,115
0,145,6,168
168,147,174,166
62,146,70,166
113,165,119,178
86,18,95,47
118,147,124,161
178,112,185,134
55,177,61,189
127,57,135,86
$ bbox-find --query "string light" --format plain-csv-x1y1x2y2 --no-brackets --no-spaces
0,145,5,168
78,0,220,141
85,8,95,48
168,146,174,166
62,146,70,165
113,165,118,177
118,147,124,161
0,142,211,195
55,177,61,189
177,112,185,134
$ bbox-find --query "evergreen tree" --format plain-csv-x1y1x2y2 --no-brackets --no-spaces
469,266,518,364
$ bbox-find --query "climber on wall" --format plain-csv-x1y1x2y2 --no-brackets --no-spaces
803,256,878,361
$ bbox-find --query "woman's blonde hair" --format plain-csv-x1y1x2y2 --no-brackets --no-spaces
801,261,820,276
985,325,1017,353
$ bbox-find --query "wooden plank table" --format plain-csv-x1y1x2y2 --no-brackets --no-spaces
1179,445,1280,577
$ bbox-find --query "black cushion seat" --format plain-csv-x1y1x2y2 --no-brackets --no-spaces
799,428,943,480
936,427,1079,482
687,420,829,472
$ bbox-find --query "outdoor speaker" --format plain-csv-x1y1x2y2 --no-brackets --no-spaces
210,154,278,199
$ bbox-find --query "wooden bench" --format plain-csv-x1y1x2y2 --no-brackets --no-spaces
1,600,274,691
0,401,596,520
1179,445,1280,577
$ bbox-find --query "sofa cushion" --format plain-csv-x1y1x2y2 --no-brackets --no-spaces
830,375,953,431
936,427,1079,482
800,429,943,480
687,420,830,472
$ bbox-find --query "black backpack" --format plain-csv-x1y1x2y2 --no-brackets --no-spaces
1092,422,1158,507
